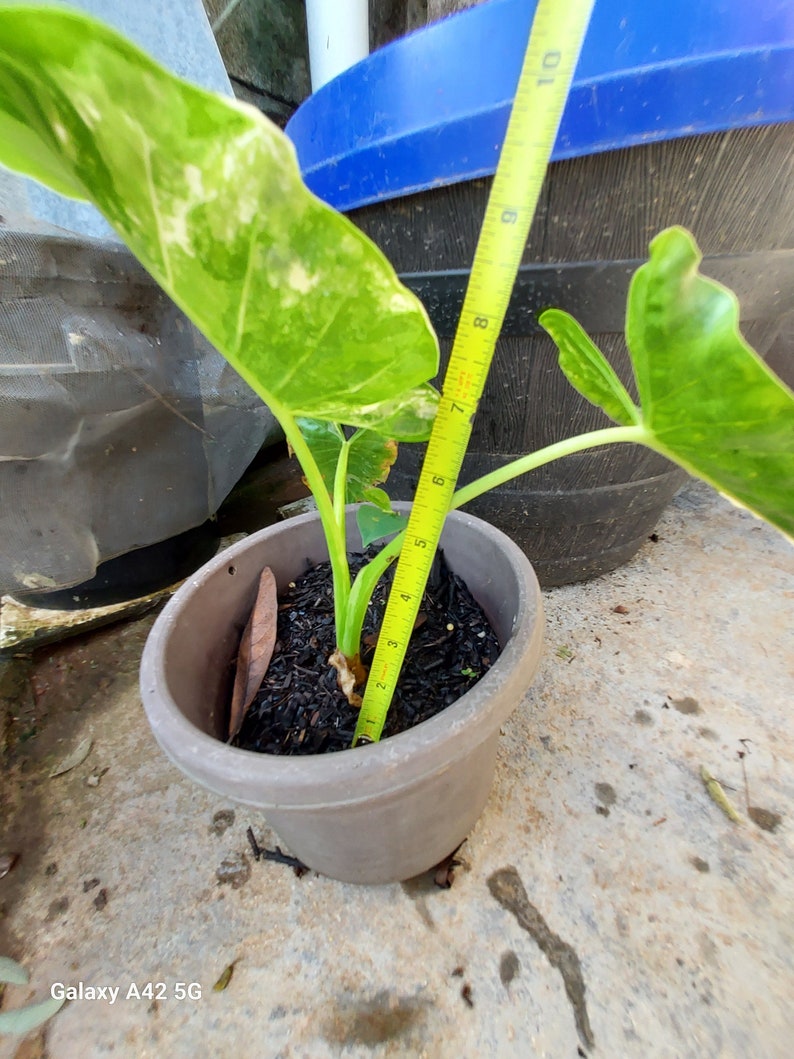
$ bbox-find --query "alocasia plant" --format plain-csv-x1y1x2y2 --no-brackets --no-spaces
0,7,791,719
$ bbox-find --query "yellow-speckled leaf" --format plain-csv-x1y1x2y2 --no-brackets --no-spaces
542,228,794,538
0,7,439,434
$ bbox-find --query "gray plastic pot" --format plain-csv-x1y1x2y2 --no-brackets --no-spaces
140,505,544,884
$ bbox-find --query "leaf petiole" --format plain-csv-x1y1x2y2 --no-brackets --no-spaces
450,425,651,510
280,410,350,638
339,528,405,659
332,425,352,530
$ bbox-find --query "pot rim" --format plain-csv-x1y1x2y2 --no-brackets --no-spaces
140,505,544,809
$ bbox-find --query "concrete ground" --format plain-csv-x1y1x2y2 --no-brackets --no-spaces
1,478,792,1058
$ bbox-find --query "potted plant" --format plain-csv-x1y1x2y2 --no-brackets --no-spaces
0,8,790,883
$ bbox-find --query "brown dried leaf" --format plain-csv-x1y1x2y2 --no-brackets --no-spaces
213,962,235,992
328,649,365,708
433,841,466,888
49,736,92,777
228,567,278,739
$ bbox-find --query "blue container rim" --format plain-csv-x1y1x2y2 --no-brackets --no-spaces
286,0,794,213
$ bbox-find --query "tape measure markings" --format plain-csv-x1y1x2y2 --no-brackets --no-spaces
354,0,595,746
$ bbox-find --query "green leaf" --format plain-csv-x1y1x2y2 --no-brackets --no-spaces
360,487,393,514
356,505,410,548
539,309,640,426
540,228,794,539
0,6,439,434
0,997,64,1036
296,419,399,506
343,383,439,443
627,227,794,537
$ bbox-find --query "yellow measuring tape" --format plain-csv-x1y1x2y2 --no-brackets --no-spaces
353,0,595,746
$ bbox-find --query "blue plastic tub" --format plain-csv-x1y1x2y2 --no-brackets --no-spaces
287,0,794,212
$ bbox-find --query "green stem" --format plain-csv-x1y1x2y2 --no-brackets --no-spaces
278,410,350,639
450,425,651,510
338,528,406,658
340,426,649,658
333,428,352,530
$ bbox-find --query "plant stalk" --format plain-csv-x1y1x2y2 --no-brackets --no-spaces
278,410,351,638
332,429,352,530
450,425,651,510
338,527,406,657
339,425,649,659
339,425,648,658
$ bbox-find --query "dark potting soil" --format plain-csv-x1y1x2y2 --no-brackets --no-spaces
233,550,501,756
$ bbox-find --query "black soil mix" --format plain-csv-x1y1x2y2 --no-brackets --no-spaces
233,550,501,756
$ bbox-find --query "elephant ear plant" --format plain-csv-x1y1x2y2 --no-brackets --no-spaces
0,7,791,738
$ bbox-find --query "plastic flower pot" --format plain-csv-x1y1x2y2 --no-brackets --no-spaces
286,0,794,586
140,506,544,884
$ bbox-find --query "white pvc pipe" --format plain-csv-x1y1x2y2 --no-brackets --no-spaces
305,0,369,92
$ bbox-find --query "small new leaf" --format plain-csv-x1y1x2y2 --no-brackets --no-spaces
356,505,410,548
297,419,399,507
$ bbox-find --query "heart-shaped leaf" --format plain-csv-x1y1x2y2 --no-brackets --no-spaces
356,505,410,548
0,7,439,436
296,419,399,509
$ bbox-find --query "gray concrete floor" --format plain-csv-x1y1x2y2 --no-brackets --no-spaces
1,478,792,1058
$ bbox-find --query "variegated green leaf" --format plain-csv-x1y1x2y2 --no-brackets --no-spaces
0,6,439,435
296,419,398,508
539,310,639,426
541,228,794,538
